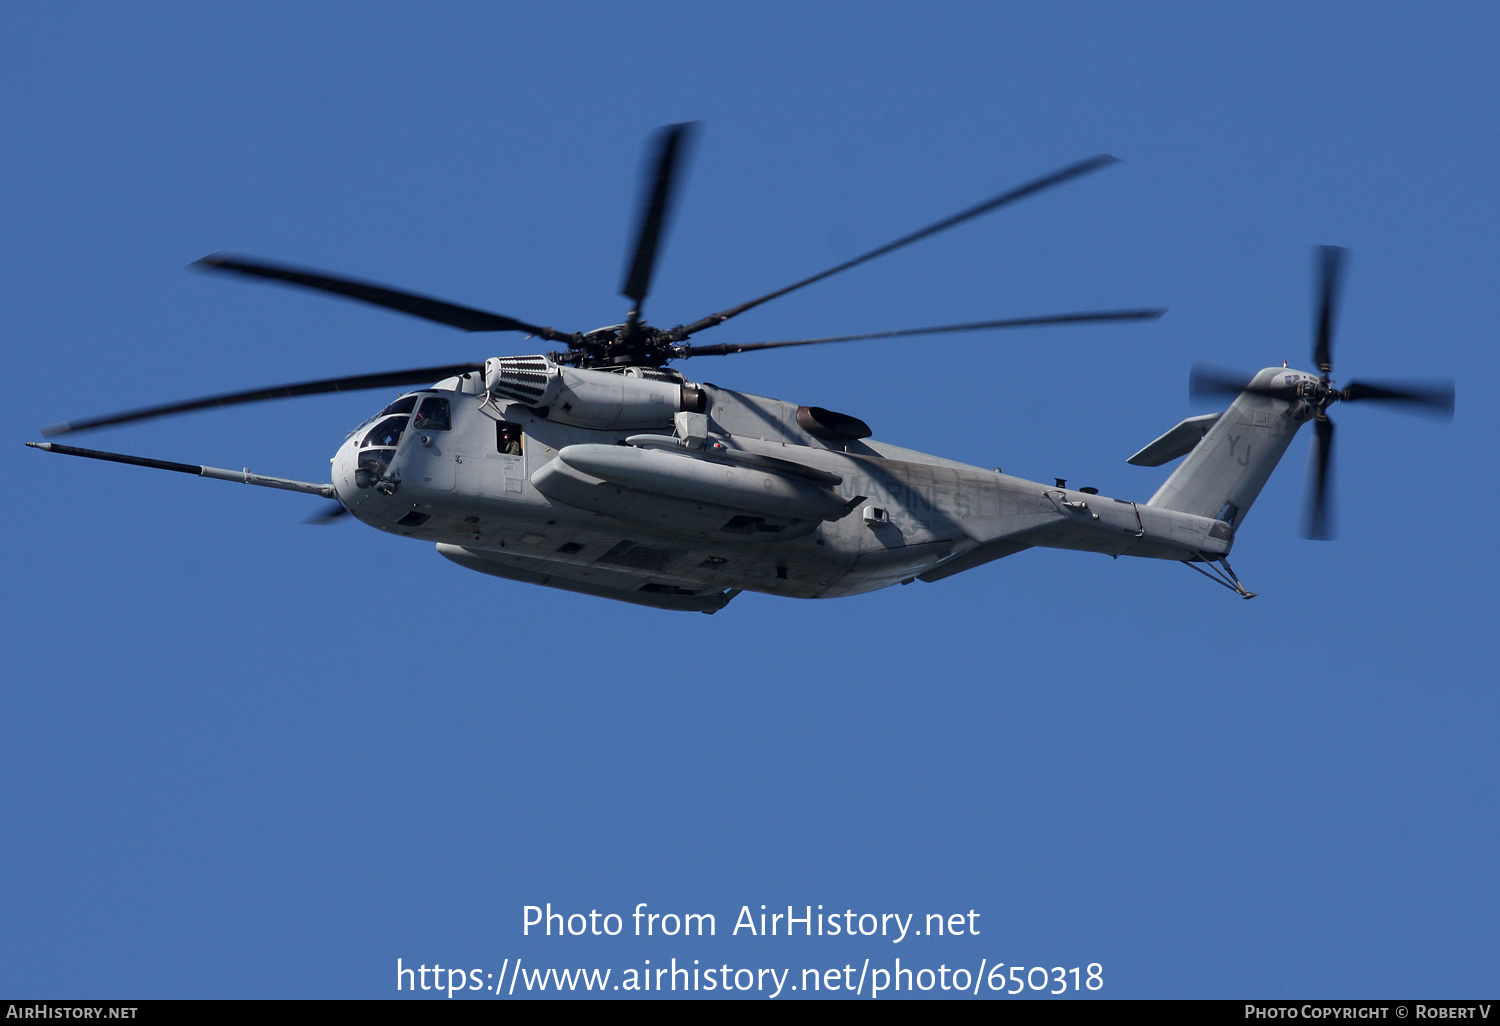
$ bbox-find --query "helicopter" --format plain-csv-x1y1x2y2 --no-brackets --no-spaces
29,124,1454,612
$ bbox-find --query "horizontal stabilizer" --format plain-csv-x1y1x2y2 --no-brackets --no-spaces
1127,413,1221,466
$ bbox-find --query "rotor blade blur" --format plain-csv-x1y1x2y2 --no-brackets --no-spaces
621,122,697,322
1188,364,1281,402
41,362,486,436
676,309,1166,357
1342,379,1455,416
194,254,574,342
305,501,351,525
1313,245,1346,374
1304,415,1335,540
672,154,1121,339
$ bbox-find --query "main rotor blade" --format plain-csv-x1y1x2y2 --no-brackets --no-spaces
621,122,697,324
195,254,574,342
1313,245,1346,375
305,501,352,525
1342,379,1455,416
672,154,1121,339
676,309,1165,358
42,362,485,436
1304,415,1335,540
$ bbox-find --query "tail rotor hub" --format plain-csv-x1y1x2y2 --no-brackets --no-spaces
1188,245,1454,541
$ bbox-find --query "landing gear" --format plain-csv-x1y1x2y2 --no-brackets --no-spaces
1183,557,1257,599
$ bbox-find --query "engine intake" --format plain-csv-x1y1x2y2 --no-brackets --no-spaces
484,355,702,430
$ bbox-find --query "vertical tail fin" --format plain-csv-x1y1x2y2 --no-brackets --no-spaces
1147,367,1314,531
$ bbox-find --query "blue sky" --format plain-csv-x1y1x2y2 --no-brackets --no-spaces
3,3,1496,999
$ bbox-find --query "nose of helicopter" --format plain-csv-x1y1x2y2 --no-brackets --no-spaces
331,438,355,493
330,433,425,530
331,437,377,521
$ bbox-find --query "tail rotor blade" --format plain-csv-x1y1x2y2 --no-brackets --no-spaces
1304,415,1336,540
1313,246,1346,375
1343,379,1455,417
1188,364,1295,403
1190,365,1256,401
1189,364,1305,404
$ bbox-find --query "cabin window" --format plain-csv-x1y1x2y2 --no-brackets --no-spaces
496,421,523,455
414,397,451,431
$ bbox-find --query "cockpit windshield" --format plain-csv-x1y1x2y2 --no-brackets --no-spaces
361,414,409,449
348,394,419,440
380,396,418,418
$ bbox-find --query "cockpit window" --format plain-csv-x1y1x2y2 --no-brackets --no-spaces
379,395,419,418
348,395,419,440
361,415,408,449
414,397,451,431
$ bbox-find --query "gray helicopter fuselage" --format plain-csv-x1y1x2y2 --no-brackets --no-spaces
331,364,1273,612
30,123,1444,612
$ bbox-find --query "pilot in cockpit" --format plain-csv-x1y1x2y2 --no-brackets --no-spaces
497,424,522,456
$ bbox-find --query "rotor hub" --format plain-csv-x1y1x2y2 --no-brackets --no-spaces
556,322,682,368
